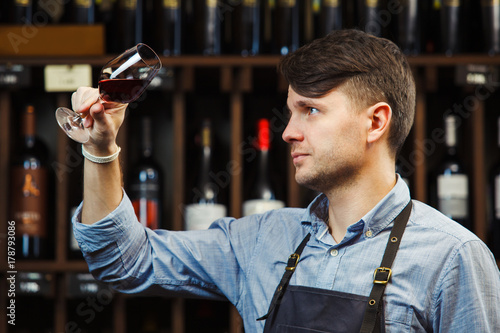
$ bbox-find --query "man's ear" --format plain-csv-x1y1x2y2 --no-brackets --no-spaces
366,102,392,144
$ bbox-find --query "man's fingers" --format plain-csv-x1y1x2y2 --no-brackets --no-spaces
73,87,100,114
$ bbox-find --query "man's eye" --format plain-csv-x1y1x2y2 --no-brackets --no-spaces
309,107,319,115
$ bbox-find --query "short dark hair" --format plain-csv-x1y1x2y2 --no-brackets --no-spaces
278,29,415,156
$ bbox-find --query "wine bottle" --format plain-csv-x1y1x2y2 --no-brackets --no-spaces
243,119,285,216
274,0,300,55
159,0,182,56
393,0,421,55
490,116,500,258
233,0,261,56
10,105,50,260
358,0,385,37
185,119,227,230
261,0,275,54
194,0,221,55
481,0,500,55
318,0,342,37
424,0,441,53
117,0,143,49
435,114,470,229
440,0,462,55
129,117,162,229
72,0,95,24
11,0,33,24
96,0,118,52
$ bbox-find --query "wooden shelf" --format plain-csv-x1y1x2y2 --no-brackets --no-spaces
0,260,90,273
1,53,500,68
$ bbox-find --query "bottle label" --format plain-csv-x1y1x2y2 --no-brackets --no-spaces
132,198,159,229
278,0,296,8
437,174,468,218
75,0,92,8
495,175,500,219
481,0,499,6
184,204,227,230
366,0,380,8
443,0,460,7
324,0,340,7
163,0,179,8
243,0,258,7
15,0,31,7
120,0,137,10
206,0,217,8
243,199,285,216
11,167,48,237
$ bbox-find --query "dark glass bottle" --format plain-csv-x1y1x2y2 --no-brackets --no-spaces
159,0,182,56
129,117,162,229
117,0,143,49
10,105,49,260
233,0,261,56
72,0,95,24
11,0,33,23
357,0,385,37
194,0,221,55
393,0,421,55
481,0,500,55
440,0,462,55
184,119,227,230
434,114,470,229
274,0,300,55
243,119,285,216
96,0,118,52
318,0,342,37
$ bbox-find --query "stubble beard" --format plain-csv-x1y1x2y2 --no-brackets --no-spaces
295,153,362,194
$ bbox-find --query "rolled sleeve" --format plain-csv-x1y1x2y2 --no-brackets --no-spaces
72,190,141,254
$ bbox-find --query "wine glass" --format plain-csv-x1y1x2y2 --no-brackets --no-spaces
55,43,162,143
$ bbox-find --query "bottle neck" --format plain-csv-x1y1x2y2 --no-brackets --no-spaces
444,115,458,155
254,148,274,200
141,117,153,159
22,105,36,148
196,120,216,203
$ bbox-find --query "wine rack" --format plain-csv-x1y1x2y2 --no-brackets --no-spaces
1,53,500,333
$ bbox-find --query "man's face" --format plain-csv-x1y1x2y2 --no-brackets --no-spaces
282,86,368,193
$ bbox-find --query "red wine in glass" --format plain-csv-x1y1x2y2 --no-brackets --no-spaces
55,43,161,143
99,78,149,104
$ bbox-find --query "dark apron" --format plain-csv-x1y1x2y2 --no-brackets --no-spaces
258,201,413,333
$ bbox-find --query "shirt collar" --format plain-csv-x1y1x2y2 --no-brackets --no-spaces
301,175,411,240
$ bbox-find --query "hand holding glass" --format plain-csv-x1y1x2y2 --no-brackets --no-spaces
55,43,162,143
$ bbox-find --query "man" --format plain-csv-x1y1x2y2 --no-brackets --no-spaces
72,29,500,332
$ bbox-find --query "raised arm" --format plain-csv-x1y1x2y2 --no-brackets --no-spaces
71,87,128,225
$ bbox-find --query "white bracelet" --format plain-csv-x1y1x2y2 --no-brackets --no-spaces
82,145,121,164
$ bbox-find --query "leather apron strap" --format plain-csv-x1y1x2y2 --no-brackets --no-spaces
359,200,413,333
257,233,311,321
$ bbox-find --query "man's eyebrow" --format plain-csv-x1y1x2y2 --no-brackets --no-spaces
294,98,324,108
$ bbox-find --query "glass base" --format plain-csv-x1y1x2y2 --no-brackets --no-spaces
55,107,90,143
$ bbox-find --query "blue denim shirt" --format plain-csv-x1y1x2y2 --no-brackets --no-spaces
73,177,500,332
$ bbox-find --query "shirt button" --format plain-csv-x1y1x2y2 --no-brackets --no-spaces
329,249,338,257
365,230,373,238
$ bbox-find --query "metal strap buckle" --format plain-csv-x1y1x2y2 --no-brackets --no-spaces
286,253,300,271
373,267,392,285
